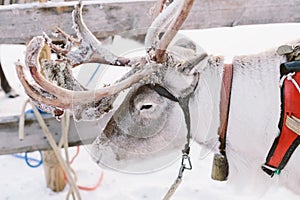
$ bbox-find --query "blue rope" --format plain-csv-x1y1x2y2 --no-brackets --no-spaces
25,151,43,168
12,151,43,168
25,107,48,115
85,64,101,87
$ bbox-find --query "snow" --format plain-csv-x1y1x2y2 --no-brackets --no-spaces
1,23,300,199
0,146,299,200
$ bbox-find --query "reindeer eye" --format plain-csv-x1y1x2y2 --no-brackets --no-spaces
140,104,153,110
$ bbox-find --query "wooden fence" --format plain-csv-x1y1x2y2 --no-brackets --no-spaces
0,114,101,155
1,0,300,44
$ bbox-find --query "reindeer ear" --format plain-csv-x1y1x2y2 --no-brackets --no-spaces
171,38,208,74
180,52,208,74
173,38,197,52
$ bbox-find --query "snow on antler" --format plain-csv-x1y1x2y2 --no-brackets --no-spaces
16,0,197,120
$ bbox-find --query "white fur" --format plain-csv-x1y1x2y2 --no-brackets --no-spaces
191,47,300,194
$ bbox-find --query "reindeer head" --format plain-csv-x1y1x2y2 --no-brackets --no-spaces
17,0,208,172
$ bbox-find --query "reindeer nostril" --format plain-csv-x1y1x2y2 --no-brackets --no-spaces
140,104,153,110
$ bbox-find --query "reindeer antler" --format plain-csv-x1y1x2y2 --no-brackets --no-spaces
17,36,156,108
16,0,195,120
146,0,195,63
47,1,130,67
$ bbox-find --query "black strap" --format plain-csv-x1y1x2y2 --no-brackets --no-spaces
280,61,300,75
150,83,194,173
151,84,179,103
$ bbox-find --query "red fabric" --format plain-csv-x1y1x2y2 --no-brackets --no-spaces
268,73,300,168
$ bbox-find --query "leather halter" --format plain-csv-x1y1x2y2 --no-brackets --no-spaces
150,79,198,199
218,64,234,157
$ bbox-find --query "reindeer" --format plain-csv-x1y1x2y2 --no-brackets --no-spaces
15,0,300,196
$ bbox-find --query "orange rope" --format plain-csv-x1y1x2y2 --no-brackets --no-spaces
77,172,104,191
65,146,104,191
69,146,80,164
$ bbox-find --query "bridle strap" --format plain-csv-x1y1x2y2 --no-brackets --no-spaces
150,80,198,199
151,84,179,102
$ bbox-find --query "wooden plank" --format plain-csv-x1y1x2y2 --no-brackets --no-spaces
0,0,155,44
1,0,300,44
0,113,103,155
42,150,66,192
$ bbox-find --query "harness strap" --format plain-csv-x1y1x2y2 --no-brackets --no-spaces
219,64,234,155
211,63,233,181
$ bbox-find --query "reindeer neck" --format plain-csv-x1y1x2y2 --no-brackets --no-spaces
191,51,284,151
190,56,224,147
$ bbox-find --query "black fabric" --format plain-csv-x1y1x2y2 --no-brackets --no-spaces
261,165,276,177
278,136,300,170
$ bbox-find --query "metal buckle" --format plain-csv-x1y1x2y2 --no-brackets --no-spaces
178,153,192,178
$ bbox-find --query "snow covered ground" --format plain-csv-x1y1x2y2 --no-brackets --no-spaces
1,23,300,199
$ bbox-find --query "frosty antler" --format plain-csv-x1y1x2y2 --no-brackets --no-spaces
48,1,130,67
16,36,155,109
16,0,195,120
145,0,182,52
146,0,195,63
